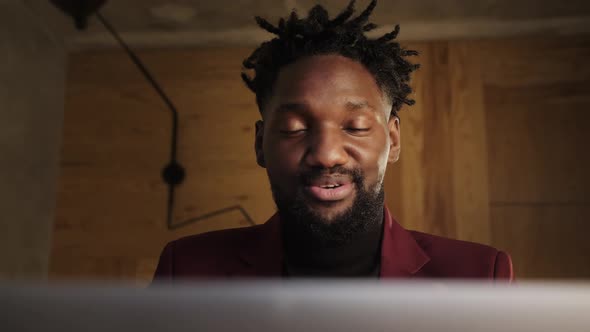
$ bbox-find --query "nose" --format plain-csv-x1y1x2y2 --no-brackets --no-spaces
304,126,349,169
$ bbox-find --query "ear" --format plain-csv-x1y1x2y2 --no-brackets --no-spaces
387,116,401,163
254,120,266,168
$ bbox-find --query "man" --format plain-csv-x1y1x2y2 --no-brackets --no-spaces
153,0,513,280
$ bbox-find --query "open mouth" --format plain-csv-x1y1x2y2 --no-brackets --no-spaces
319,184,343,189
305,181,353,201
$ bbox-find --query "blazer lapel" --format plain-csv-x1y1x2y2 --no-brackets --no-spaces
380,207,430,278
235,213,283,277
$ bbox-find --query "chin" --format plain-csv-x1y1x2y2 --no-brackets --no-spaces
305,199,354,224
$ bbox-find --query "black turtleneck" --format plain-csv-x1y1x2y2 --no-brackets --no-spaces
281,209,384,278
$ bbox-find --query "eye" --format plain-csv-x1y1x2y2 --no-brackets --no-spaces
279,129,307,136
344,116,373,135
346,127,370,132
345,127,371,135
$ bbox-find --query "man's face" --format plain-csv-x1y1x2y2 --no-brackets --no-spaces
255,54,400,225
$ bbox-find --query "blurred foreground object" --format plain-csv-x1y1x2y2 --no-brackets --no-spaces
1,281,589,332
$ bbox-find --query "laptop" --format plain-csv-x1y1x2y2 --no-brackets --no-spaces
1,280,589,332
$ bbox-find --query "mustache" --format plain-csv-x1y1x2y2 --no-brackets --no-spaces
298,166,364,186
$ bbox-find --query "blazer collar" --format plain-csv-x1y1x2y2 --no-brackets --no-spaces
235,213,283,277
379,207,430,277
236,207,430,278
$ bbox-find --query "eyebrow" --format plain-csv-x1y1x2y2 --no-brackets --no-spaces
273,100,376,113
345,100,375,112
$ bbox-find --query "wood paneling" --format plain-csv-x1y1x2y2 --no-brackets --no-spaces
448,42,491,245
52,37,590,283
485,84,590,203
51,48,269,284
387,42,458,239
480,37,590,278
491,206,590,278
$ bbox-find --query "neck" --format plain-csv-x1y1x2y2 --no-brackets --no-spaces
281,208,384,277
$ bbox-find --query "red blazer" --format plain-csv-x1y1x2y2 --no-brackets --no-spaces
153,207,514,280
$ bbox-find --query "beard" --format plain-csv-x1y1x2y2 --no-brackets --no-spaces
271,166,385,249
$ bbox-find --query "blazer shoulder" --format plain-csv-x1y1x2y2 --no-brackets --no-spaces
410,231,513,280
152,224,264,280
173,224,263,252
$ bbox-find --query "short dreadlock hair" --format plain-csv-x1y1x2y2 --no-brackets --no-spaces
241,0,419,119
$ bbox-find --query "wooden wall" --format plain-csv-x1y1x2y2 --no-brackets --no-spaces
389,38,590,279
50,37,590,284
0,1,65,280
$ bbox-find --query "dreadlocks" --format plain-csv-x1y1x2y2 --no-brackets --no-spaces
241,0,419,118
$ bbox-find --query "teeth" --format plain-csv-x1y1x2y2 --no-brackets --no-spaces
321,184,340,188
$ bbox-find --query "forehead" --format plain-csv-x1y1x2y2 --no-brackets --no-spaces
264,54,389,117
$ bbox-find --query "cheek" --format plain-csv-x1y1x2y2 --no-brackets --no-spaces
375,145,390,184
376,135,391,172
350,131,390,184
263,138,305,178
